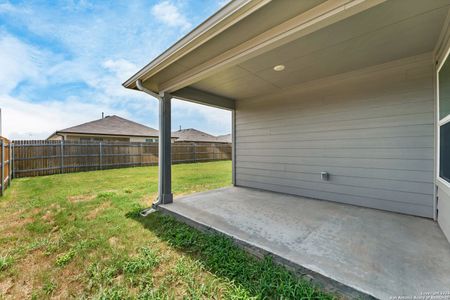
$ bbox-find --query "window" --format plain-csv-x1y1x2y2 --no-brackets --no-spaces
145,138,158,143
440,123,450,182
439,51,450,183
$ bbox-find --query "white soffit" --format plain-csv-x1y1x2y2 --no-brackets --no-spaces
189,0,450,100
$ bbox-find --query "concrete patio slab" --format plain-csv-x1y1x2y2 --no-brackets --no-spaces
159,187,450,299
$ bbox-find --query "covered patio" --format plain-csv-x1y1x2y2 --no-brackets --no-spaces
123,0,450,298
160,187,450,299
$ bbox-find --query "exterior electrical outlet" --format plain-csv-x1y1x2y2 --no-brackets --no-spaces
321,172,329,181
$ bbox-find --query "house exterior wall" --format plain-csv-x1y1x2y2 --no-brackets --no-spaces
130,136,158,143
48,135,63,141
436,21,450,242
64,134,130,142
437,183,450,241
48,134,161,142
235,54,435,218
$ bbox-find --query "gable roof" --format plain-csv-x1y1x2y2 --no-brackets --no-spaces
122,0,265,90
172,128,224,143
54,115,159,137
216,133,232,143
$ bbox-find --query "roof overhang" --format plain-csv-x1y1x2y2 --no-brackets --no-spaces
124,0,450,107
123,0,271,90
53,131,160,138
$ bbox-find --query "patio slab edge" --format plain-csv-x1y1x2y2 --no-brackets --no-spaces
157,204,377,300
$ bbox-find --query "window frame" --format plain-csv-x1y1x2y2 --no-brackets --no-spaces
437,46,450,187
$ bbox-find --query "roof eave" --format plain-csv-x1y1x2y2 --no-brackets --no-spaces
122,0,271,90
56,131,159,138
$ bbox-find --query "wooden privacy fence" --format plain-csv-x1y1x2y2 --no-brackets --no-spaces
12,140,232,178
0,137,12,195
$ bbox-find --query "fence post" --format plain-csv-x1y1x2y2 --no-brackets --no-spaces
193,143,196,163
60,140,64,174
140,143,143,166
8,142,11,186
99,142,103,170
11,143,14,179
1,140,4,196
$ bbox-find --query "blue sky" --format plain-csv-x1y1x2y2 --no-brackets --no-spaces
0,0,231,139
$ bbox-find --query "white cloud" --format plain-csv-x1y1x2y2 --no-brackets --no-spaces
0,1,18,13
0,33,42,93
102,59,138,79
0,94,128,139
0,1,231,140
151,1,191,30
172,99,231,135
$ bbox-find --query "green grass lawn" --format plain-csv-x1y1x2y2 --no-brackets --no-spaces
0,161,334,299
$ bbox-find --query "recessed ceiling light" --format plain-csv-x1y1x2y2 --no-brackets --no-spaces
273,64,285,71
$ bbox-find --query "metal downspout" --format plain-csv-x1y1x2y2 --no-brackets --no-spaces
135,80,172,214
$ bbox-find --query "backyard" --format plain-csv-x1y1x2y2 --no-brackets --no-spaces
0,161,333,299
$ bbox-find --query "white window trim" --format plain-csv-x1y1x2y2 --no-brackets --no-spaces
437,45,450,189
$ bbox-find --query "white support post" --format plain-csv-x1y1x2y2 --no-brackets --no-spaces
158,93,173,204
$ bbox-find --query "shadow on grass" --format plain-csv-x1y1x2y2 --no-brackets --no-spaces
125,207,335,300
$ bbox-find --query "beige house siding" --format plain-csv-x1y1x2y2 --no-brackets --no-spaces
48,135,63,141
130,136,158,143
235,55,435,218
48,133,164,143
49,133,132,142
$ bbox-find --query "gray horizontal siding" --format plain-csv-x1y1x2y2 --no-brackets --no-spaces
237,179,432,218
236,167,433,193
235,57,435,217
237,161,433,183
237,147,433,160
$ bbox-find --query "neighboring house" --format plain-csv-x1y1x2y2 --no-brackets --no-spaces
47,115,230,143
172,128,230,143
216,133,231,143
47,115,160,142
123,0,450,297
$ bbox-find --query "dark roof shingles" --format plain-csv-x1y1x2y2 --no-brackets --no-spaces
58,115,159,137
172,128,227,143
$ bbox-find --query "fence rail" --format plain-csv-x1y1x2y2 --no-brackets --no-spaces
0,137,12,195
11,140,231,178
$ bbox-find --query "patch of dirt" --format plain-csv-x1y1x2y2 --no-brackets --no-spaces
108,236,119,247
139,194,158,206
3,250,52,299
0,277,14,295
0,207,41,236
0,216,33,231
86,202,111,220
107,236,125,251
3,247,86,299
42,210,53,222
51,264,85,299
67,194,96,203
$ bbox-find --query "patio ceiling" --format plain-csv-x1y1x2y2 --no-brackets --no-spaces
191,1,449,100
124,0,450,106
